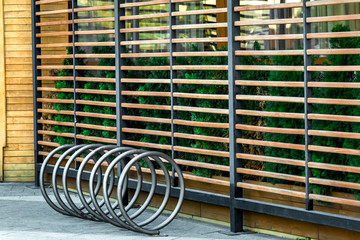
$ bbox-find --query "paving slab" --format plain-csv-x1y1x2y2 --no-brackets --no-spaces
0,183,289,240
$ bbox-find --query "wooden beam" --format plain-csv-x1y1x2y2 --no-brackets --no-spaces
0,0,5,181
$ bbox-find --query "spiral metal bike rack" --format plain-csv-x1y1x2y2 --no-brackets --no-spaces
39,144,185,235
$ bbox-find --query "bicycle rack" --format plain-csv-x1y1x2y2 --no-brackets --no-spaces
39,144,185,235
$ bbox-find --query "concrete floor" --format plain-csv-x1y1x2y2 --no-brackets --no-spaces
0,182,289,240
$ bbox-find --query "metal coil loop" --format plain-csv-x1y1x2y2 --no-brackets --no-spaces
39,144,185,235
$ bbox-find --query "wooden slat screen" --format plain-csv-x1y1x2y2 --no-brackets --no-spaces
33,0,360,217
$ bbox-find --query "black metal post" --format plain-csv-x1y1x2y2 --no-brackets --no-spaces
303,0,313,211
32,0,42,186
115,0,128,203
169,0,179,187
72,0,81,169
228,0,243,233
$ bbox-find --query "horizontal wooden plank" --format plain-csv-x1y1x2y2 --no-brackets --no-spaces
236,110,305,119
121,66,170,71
120,26,169,33
76,123,116,132
38,119,74,127
122,115,171,124
237,168,305,183
308,97,360,106
76,135,116,144
174,132,229,143
308,66,360,72
236,95,304,103
308,82,360,88
36,8,71,16
236,50,303,56
173,79,228,85
76,100,116,107
234,2,302,11
237,138,305,151
173,119,228,128
236,65,304,72
76,111,116,119
236,124,305,135
307,49,360,55
120,0,168,8
121,78,170,84
236,153,305,167
174,146,229,157
173,51,228,57
172,23,227,30
121,52,170,58
120,12,169,21
309,145,360,156
74,5,114,13
307,14,360,23
310,178,360,191
172,8,227,16
235,34,303,41
174,158,229,172
173,65,228,71
235,18,302,26
38,130,74,138
307,31,360,39
308,162,360,174
173,37,227,43
306,0,360,7
236,80,303,87
121,39,169,46
122,140,171,150
36,0,69,5
122,127,171,137
121,103,171,111
122,91,170,97
174,92,228,100
308,130,360,139
310,194,360,207
237,182,306,199
174,106,229,115
308,114,360,123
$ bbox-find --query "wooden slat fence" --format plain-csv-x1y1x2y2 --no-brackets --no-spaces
32,0,360,230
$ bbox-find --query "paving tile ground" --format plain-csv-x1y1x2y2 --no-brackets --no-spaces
0,183,289,240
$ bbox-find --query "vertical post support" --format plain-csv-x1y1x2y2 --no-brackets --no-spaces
115,0,128,202
72,0,80,169
228,0,243,232
303,0,313,211
169,0,178,187
32,0,42,186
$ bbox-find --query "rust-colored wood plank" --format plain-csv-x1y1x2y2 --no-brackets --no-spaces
174,132,229,143
172,23,227,30
121,103,171,111
122,140,171,150
309,145,360,156
237,138,305,151
173,119,228,128
172,8,227,16
237,168,305,183
236,65,304,71
236,124,305,135
235,18,302,26
236,153,305,167
308,114,360,123
174,146,229,157
174,106,229,115
174,92,228,100
235,34,303,41
308,162,360,174
236,109,305,119
236,50,303,56
306,0,360,7
234,2,302,11
236,95,304,103
122,115,171,124
310,194,360,207
236,80,303,87
237,182,306,199
122,127,171,137
120,12,169,21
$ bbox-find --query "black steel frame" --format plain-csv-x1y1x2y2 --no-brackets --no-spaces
31,0,360,234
